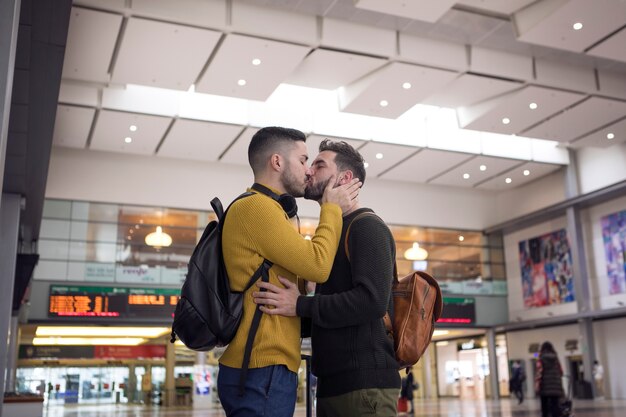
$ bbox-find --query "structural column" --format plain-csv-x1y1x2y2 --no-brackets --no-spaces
164,340,176,406
422,345,433,399
0,193,21,413
486,328,499,400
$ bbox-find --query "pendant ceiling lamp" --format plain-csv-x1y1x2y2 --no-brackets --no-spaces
404,242,428,261
145,226,172,249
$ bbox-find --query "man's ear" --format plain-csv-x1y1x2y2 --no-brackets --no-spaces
338,170,353,185
269,153,282,172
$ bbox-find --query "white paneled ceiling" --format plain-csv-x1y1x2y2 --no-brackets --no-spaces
219,127,259,165
429,155,523,188
458,86,586,135
340,63,458,119
157,120,243,162
476,162,562,190
514,0,626,53
285,49,387,90
354,0,456,23
568,117,626,149
53,105,95,149
196,34,310,100
111,18,221,90
523,97,626,143
423,74,522,108
90,110,172,155
62,8,122,83
54,0,626,192
379,149,473,184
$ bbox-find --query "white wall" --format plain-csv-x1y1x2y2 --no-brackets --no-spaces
504,217,578,321
46,147,501,230
577,143,626,195
581,195,626,310
594,318,626,399
493,169,566,225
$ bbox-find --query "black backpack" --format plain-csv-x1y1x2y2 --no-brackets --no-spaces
170,194,272,393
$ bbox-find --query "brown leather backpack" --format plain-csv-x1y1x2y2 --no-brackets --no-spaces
346,213,444,369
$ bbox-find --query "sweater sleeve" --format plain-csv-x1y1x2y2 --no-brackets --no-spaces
231,195,342,283
296,215,395,328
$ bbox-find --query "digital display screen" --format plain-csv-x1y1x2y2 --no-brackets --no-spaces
437,297,476,324
48,285,180,319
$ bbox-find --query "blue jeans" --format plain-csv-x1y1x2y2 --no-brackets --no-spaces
218,363,297,417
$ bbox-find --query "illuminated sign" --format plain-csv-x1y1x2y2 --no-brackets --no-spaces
48,285,179,320
437,297,476,325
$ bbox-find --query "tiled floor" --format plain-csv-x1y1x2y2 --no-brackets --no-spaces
40,397,626,417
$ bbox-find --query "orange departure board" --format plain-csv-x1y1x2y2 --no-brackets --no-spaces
48,286,180,319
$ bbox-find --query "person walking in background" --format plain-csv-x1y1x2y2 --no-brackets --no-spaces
400,366,418,415
535,342,564,417
509,360,526,404
593,360,604,397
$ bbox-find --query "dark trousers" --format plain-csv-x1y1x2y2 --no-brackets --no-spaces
540,395,561,417
513,387,524,403
317,388,398,417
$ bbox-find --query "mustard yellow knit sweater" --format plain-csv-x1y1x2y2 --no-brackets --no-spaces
219,186,342,373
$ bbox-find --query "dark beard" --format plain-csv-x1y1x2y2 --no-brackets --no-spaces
280,164,305,198
304,177,331,201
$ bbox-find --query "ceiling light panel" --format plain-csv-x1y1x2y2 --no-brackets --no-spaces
285,49,386,90
423,73,521,108
513,0,626,53
380,149,473,184
52,105,95,149
455,0,538,15
220,127,259,165
569,117,626,149
339,63,458,119
306,134,365,158
429,155,522,187
476,162,562,190
523,97,626,143
157,120,243,162
587,27,626,63
195,34,310,101
458,85,585,135
90,110,171,155
354,0,456,23
399,34,467,71
111,18,221,90
62,7,122,83
357,142,420,178
131,0,226,29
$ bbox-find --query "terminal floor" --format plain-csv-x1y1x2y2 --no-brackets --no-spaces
42,398,626,417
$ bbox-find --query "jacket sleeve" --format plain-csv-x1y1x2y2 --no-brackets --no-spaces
232,196,342,283
296,215,395,328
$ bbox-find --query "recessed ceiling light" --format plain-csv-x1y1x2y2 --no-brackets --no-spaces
375,153,384,160
502,117,511,125
479,165,487,171
523,169,530,176
529,102,538,110
379,100,389,107
129,125,137,132
364,162,369,168
124,137,132,144
238,79,247,86
505,177,512,184
458,235,465,242
252,58,261,66
573,22,583,30
402,82,412,90
607,133,615,140
463,173,470,179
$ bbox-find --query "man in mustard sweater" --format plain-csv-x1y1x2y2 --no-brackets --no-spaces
253,140,400,417
217,127,361,417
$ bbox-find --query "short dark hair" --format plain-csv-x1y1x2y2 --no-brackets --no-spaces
319,139,366,184
248,127,306,176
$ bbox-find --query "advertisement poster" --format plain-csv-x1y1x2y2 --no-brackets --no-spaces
601,210,626,294
518,229,575,308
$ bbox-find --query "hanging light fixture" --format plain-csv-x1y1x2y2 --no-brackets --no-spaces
145,226,172,249
404,242,428,261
